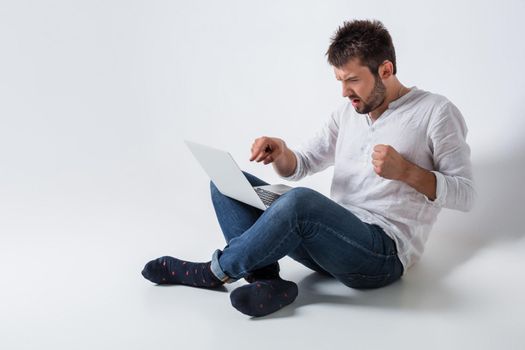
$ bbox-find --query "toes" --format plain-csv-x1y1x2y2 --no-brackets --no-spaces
229,279,298,317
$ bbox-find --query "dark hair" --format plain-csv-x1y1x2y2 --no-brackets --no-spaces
326,19,397,75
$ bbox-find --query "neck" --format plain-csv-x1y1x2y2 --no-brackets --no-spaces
369,80,409,121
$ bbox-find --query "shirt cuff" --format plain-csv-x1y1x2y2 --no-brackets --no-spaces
425,170,447,207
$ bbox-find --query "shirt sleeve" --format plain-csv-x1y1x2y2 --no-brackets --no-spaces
279,109,340,182
426,101,477,211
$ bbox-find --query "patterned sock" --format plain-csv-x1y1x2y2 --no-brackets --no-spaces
230,278,299,317
141,256,224,289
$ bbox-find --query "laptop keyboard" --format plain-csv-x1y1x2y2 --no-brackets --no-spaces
254,188,281,207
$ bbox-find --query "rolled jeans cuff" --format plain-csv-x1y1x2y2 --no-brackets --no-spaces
210,249,237,284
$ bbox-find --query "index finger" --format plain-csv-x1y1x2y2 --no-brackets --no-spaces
250,140,270,161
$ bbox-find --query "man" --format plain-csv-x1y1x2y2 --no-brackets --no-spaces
141,19,475,317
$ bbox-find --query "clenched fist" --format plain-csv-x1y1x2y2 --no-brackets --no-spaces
371,144,410,181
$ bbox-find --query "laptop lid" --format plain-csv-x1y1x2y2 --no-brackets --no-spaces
184,140,267,211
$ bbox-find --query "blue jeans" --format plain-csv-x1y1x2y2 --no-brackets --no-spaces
209,172,403,289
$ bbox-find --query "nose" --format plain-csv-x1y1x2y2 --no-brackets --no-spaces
342,83,352,98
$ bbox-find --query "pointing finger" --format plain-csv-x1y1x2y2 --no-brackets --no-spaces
263,155,274,165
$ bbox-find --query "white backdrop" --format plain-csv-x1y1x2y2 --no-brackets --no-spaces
2,0,525,198
1,1,525,349
2,0,524,249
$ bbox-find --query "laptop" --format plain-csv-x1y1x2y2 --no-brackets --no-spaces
184,140,293,211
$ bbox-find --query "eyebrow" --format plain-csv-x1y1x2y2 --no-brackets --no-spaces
337,75,359,81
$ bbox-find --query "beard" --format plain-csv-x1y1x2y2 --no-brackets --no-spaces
351,76,386,114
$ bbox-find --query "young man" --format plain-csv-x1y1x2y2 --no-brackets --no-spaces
141,19,475,317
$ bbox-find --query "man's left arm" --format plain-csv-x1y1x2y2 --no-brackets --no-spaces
371,102,476,211
372,145,437,200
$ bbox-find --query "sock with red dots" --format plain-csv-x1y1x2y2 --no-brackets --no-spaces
229,278,299,317
141,256,224,289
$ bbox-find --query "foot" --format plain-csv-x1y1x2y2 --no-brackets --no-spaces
230,278,298,317
244,264,280,283
141,256,223,289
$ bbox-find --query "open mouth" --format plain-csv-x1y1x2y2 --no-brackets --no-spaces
351,98,360,107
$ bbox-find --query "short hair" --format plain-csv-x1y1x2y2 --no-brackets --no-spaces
326,19,397,75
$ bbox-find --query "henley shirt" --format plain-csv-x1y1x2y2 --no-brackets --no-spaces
280,87,476,272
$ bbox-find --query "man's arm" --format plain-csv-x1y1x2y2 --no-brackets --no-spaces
250,108,341,181
425,102,476,211
402,162,437,200
371,144,437,200
272,146,297,178
249,136,297,177
372,101,476,211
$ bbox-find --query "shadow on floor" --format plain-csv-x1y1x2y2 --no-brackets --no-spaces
254,147,525,320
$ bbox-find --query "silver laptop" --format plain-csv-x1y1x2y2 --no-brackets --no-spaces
185,140,293,211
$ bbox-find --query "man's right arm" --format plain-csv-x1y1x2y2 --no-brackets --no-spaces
272,146,297,178
250,107,341,181
249,136,297,177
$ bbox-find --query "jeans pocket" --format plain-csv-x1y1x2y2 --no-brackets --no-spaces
336,272,392,289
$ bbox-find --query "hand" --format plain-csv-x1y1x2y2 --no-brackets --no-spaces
371,144,410,181
250,136,286,165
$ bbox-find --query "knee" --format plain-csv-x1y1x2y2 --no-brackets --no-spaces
286,186,318,199
278,187,320,211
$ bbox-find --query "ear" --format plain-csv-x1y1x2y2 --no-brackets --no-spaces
378,60,394,80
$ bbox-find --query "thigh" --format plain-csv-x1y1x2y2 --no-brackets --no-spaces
307,224,403,289
274,187,403,288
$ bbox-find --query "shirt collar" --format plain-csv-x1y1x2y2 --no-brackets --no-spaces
387,86,418,110
361,86,419,125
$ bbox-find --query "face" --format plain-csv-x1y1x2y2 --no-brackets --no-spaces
334,59,386,114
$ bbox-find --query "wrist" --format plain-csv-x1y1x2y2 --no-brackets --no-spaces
399,160,415,183
399,161,437,200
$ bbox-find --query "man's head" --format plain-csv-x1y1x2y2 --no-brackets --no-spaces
326,20,397,114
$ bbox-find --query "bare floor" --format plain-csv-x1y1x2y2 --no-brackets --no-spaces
2,160,524,350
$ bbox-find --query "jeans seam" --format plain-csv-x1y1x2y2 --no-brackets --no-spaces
301,220,397,259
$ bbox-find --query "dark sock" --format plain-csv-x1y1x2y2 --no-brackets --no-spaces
244,263,280,283
141,256,223,289
230,278,298,317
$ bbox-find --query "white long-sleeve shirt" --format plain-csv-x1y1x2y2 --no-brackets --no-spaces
280,87,476,272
